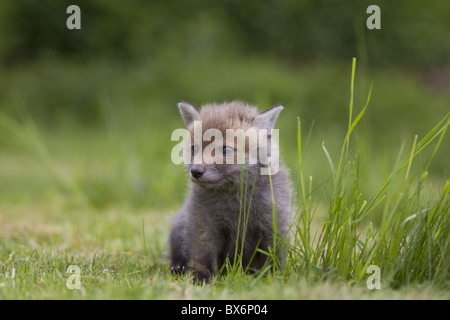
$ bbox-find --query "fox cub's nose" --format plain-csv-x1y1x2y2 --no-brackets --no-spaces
190,165,205,179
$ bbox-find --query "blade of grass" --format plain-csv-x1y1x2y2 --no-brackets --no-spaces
405,134,418,181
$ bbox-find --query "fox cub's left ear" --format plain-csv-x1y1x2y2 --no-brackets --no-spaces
257,104,284,130
178,102,200,127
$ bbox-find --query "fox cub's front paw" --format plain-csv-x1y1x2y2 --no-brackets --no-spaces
170,263,187,274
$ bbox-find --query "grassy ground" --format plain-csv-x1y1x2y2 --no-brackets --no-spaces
0,58,448,299
1,205,448,299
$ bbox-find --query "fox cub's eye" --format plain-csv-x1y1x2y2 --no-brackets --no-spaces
191,145,199,156
223,146,234,156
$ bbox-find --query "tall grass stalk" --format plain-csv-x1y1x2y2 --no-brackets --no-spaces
290,58,449,289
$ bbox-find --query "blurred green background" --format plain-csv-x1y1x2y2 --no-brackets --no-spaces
0,0,448,210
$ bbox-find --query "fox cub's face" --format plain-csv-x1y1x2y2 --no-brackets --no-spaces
177,101,283,189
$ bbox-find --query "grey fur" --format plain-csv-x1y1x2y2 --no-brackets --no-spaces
169,101,292,283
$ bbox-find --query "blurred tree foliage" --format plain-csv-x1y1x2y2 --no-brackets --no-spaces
0,0,448,67
0,0,448,133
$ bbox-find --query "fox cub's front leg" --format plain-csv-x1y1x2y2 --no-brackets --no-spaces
191,231,219,284
169,213,191,274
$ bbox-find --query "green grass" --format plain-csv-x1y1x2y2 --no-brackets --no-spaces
0,58,449,299
0,206,448,299
289,59,449,290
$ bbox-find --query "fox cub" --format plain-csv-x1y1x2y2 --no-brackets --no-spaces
169,101,291,283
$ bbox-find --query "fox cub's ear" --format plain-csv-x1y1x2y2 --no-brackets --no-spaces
178,102,200,127
257,104,284,130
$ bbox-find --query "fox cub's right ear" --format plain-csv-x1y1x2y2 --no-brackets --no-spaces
178,102,200,127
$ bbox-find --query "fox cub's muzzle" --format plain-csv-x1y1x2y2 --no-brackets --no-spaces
190,165,205,179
